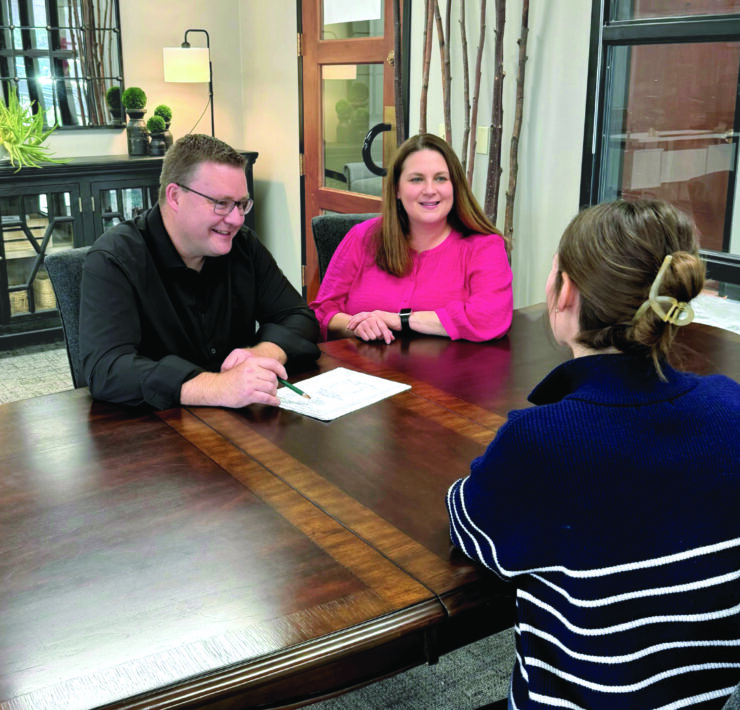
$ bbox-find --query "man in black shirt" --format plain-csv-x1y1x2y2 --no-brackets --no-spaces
79,134,320,410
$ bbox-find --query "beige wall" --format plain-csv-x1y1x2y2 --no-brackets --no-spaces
42,0,590,307
237,1,303,288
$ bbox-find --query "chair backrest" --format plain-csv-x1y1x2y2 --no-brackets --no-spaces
44,246,91,389
311,213,379,280
343,162,383,196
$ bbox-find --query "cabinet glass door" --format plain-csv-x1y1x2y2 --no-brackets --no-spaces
90,181,158,240
0,187,79,321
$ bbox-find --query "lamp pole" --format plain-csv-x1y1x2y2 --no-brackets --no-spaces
183,29,214,137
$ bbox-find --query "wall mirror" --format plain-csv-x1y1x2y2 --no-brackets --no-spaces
0,0,124,128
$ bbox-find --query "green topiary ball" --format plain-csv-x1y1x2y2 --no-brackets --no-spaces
146,115,166,133
153,104,172,123
122,87,147,110
105,86,121,108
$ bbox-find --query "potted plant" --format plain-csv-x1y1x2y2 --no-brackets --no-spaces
153,104,172,123
0,87,65,171
105,86,123,124
121,86,148,156
153,104,173,148
146,115,167,156
121,86,147,113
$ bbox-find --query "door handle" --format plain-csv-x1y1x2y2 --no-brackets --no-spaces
362,122,391,177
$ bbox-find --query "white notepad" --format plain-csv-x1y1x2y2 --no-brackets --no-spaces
277,367,411,421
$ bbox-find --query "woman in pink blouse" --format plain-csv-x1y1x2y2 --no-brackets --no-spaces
310,133,513,343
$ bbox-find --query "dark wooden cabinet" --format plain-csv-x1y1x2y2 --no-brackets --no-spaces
0,151,258,347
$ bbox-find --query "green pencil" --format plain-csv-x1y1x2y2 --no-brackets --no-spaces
278,377,311,399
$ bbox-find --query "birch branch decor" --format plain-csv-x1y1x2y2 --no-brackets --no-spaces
466,0,487,185
504,0,530,243
483,0,506,221
460,0,470,172
433,1,452,144
419,0,435,134
412,1,530,242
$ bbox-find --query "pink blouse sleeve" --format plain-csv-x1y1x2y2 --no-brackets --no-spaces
436,235,513,341
309,219,377,341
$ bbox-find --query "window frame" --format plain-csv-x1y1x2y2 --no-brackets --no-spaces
581,2,740,287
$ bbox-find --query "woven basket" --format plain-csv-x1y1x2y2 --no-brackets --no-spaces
9,290,29,315
33,272,57,310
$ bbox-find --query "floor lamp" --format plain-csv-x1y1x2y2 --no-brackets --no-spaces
163,29,214,137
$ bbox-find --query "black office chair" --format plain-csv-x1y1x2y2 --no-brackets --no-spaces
311,213,379,280
44,246,91,388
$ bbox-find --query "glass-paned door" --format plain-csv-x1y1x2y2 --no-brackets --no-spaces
301,0,407,302
323,62,385,198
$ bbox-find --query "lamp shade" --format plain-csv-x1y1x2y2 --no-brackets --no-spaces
163,47,210,83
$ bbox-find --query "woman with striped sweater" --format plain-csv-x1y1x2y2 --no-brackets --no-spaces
447,199,740,709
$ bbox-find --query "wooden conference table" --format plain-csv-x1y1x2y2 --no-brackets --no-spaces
1,305,738,710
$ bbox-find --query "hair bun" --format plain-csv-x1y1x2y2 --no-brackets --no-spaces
556,199,705,379
664,251,705,304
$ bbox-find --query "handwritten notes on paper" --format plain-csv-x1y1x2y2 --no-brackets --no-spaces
277,367,411,421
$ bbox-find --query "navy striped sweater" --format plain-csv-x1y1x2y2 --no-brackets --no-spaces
447,354,740,709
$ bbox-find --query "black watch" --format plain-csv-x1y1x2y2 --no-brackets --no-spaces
399,308,412,336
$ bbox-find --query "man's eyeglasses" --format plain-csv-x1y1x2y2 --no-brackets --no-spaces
175,183,253,216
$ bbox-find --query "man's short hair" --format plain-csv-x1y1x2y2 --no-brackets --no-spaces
158,134,247,203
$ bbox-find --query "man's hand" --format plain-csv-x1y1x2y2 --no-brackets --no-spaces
181,355,287,408
221,343,288,372
220,347,253,372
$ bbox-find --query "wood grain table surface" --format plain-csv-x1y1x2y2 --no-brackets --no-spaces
2,304,737,710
